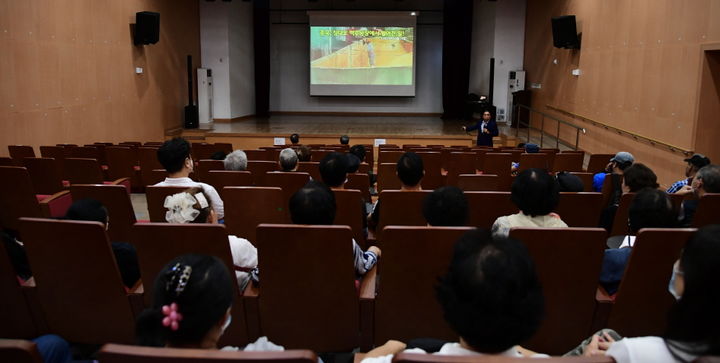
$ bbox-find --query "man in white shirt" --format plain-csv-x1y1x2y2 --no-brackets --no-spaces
154,137,225,219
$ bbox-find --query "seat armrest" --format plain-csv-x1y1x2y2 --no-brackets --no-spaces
127,280,145,317
596,285,614,303
109,177,131,193
38,190,71,218
243,282,261,341
359,265,377,300
359,265,377,352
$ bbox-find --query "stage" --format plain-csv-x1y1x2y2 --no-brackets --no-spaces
177,114,518,151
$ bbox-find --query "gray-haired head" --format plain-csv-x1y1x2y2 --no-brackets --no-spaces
279,148,299,172
224,150,247,171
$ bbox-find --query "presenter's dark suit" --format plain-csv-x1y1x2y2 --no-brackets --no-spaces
466,119,499,146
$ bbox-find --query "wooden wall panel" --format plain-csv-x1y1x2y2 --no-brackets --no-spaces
524,0,720,187
0,0,200,154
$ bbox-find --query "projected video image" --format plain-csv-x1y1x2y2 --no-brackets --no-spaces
310,26,414,86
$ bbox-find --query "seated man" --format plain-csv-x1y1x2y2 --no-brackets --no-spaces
278,148,299,172
676,164,720,226
492,168,567,237
223,150,248,171
362,229,546,361
667,154,710,194
592,151,634,192
340,134,350,145
290,180,380,276
155,137,224,219
319,152,349,190
290,133,300,145
368,152,425,230
621,163,659,193
296,145,312,162
422,186,468,227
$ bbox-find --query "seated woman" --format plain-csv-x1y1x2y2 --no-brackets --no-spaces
136,254,234,348
492,168,567,237
584,224,720,361
164,187,257,289
361,229,547,361
599,188,678,294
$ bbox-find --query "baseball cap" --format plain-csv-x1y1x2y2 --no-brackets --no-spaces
684,154,710,168
610,151,634,164
524,143,540,153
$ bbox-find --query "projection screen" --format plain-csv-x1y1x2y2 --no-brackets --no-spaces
308,11,417,97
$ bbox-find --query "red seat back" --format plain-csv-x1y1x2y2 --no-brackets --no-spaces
65,158,105,184
555,192,604,227
222,187,287,243
465,191,517,229
0,167,44,231
70,184,137,242
22,157,65,195
98,344,317,363
205,170,253,191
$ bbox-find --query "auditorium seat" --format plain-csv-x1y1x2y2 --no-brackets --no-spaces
333,189,366,246
377,163,401,192
375,190,430,238
553,152,584,172
457,174,499,191
518,153,551,172
138,147,163,186
22,158,65,195
570,172,594,192
391,352,614,363
222,186,288,243
206,170,253,191
8,145,35,166
586,154,615,174
246,161,278,186
131,223,250,346
244,149,269,161
346,172,371,202
378,150,404,165
197,159,225,182
371,226,473,345
191,142,233,161
263,172,311,205
98,344,317,363
147,169,169,186
691,193,720,228
0,157,14,167
144,186,191,222
297,161,321,181
608,193,635,237
87,144,110,166
465,191,517,230
310,149,332,162
595,228,695,338
0,242,39,339
66,146,103,162
247,224,373,352
481,153,513,190
105,146,142,192
19,218,141,344
473,148,489,172
0,339,43,363
415,152,443,190
509,228,607,354
0,167,72,231
64,158,130,191
143,141,164,146
70,184,138,242
555,192,604,227
446,152,477,186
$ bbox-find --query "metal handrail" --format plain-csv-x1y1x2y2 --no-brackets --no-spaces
546,105,693,156
512,104,586,150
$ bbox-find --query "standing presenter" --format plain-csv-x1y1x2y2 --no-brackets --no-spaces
462,110,498,146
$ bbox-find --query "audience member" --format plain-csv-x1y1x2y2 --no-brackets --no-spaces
511,143,540,174
583,225,720,361
592,151,635,192
362,229,546,361
163,187,257,288
223,150,248,171
349,144,367,162
556,172,585,192
289,181,380,276
340,135,350,145
290,133,300,145
210,151,227,161
622,163,659,192
347,153,361,173
677,164,720,226
64,199,141,289
319,152,349,189
278,148,299,172
156,137,224,219
296,145,312,162
423,186,468,226
136,254,234,348
667,154,711,194
492,168,567,237
368,152,425,229
599,188,677,294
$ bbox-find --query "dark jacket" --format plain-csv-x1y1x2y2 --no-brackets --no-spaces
466,119,499,146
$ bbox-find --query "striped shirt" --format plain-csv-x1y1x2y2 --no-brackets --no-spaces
666,178,689,194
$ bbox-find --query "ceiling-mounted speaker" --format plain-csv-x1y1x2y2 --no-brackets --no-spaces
134,12,160,45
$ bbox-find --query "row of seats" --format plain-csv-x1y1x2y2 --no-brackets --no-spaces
1,220,693,355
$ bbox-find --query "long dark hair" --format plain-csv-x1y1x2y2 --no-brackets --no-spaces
135,254,234,347
664,225,720,359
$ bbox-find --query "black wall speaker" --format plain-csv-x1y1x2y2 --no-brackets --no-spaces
551,15,580,49
134,12,160,45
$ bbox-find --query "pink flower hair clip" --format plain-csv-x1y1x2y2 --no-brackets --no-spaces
162,303,183,331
